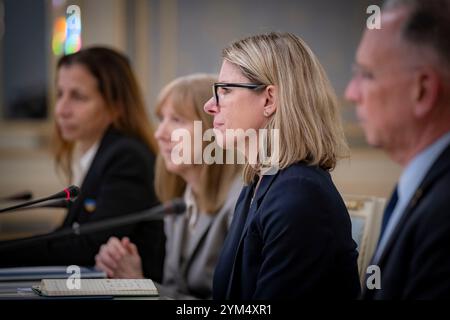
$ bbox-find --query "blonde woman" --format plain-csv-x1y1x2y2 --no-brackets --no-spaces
95,74,242,299
204,32,360,299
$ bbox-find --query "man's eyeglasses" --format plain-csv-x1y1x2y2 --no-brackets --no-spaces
213,82,267,105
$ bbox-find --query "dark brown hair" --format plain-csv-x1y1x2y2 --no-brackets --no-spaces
53,47,157,180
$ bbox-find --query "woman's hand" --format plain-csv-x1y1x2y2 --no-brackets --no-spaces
95,236,144,279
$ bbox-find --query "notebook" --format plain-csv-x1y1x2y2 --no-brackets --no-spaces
32,279,159,297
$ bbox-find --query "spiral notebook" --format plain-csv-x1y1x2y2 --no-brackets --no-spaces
32,279,158,297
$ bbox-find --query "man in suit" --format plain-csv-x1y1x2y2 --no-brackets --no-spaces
345,0,450,299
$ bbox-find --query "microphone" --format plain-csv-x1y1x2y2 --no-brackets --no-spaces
0,191,33,202
0,186,79,214
0,199,186,251
70,198,186,235
27,199,72,209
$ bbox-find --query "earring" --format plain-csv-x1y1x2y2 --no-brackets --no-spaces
264,110,269,117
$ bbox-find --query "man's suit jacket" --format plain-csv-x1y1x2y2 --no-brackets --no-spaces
0,126,165,282
157,178,242,299
213,162,361,299
363,144,450,299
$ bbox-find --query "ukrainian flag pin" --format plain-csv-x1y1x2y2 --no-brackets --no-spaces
84,198,96,213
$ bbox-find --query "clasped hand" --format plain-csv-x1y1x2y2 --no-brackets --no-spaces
95,236,144,278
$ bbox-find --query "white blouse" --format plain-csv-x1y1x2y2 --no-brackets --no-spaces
71,142,100,187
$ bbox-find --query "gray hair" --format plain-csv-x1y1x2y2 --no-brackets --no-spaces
383,0,450,72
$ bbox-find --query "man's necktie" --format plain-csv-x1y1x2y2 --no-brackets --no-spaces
379,187,398,241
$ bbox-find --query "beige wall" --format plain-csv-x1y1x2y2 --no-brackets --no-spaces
332,149,401,198
0,0,401,240
0,148,65,240
81,0,127,51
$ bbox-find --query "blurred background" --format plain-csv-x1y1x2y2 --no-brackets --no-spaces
0,0,400,239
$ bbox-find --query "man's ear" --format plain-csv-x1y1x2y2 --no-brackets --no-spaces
412,67,440,118
263,85,277,117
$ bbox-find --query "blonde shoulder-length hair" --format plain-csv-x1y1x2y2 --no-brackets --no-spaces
223,32,349,184
154,74,242,214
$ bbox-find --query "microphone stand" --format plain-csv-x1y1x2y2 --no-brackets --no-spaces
0,191,33,202
0,186,79,214
27,199,72,209
0,199,71,214
0,199,185,251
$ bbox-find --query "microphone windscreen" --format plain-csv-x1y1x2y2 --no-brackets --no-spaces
65,185,80,200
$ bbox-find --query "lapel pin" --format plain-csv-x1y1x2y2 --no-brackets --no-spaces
84,198,96,213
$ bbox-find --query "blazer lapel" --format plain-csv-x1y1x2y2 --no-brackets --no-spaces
237,173,279,245
167,214,188,289
373,190,425,268
253,173,279,207
374,144,450,268
181,214,214,275
224,185,253,298
77,125,117,193
226,172,279,297
63,126,117,227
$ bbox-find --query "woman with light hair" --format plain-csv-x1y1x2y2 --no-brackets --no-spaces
204,32,360,299
95,74,242,299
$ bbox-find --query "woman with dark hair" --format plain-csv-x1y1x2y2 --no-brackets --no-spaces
0,47,165,281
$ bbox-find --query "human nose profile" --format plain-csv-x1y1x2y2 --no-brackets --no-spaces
55,96,72,118
154,120,169,141
204,97,219,115
345,78,360,104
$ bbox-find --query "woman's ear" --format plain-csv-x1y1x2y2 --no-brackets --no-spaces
263,85,277,117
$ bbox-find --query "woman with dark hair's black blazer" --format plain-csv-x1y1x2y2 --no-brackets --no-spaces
0,126,165,281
